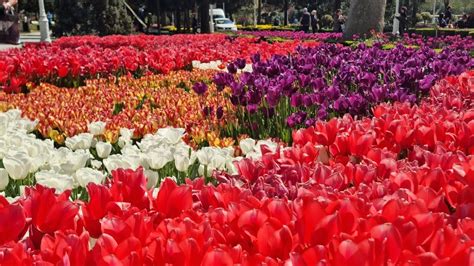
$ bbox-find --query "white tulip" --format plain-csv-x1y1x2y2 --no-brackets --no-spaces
35,170,74,193
174,153,190,172
5,109,21,121
157,127,185,145
0,113,9,136
118,136,132,148
240,138,256,155
17,119,38,133
144,169,159,189
0,140,7,159
222,146,235,157
196,147,214,166
120,128,134,139
8,134,24,147
198,164,213,176
3,152,31,180
209,153,227,171
121,144,140,156
65,133,94,150
88,121,107,136
60,152,89,175
0,168,9,190
90,160,102,169
75,168,106,187
146,150,173,170
225,160,238,175
96,142,112,159
103,155,140,173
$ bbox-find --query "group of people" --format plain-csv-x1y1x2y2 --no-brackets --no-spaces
0,0,19,45
437,6,458,28
298,8,345,33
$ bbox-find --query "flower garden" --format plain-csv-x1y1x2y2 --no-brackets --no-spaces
0,32,473,265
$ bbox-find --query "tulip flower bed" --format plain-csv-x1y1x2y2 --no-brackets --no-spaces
237,31,343,42
382,33,474,50
0,107,279,199
0,70,473,264
213,43,473,142
0,34,319,93
0,69,237,146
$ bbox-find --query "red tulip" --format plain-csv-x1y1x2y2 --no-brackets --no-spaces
153,178,193,218
110,168,150,210
21,185,79,248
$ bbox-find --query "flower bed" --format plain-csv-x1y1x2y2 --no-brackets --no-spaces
212,43,473,142
0,70,236,145
0,71,473,265
0,34,319,93
237,31,342,42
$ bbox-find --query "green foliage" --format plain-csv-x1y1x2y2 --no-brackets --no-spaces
54,0,95,36
54,0,133,36
415,13,423,23
321,14,334,29
99,0,134,35
420,12,432,24
410,27,474,37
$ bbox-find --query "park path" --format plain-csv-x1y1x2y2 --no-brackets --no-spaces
0,31,45,51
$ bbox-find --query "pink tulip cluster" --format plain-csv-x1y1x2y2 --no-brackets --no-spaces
0,71,473,265
0,34,319,93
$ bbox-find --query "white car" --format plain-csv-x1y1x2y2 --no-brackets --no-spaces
214,18,238,32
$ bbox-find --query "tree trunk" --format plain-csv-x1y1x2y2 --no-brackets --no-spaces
199,0,210,33
411,0,418,27
343,0,387,40
443,0,450,8
257,0,262,24
283,0,288,26
333,0,342,12
184,9,190,33
176,10,181,32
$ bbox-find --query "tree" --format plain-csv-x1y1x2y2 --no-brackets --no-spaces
444,0,450,8
199,0,210,33
343,0,387,39
54,0,93,36
99,0,134,35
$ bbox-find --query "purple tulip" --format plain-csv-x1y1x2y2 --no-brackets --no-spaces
216,106,224,119
192,82,208,95
227,63,238,74
246,104,258,114
235,58,246,69
202,106,213,117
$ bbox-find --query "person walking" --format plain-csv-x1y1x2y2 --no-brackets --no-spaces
0,0,19,45
20,10,29,32
300,8,310,33
192,15,198,34
310,10,319,33
445,6,453,24
396,6,408,35
332,9,345,33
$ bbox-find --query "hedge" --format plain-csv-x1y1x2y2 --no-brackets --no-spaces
409,28,474,37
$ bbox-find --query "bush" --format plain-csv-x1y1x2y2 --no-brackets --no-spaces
54,0,95,36
421,12,432,25
54,0,133,36
321,14,334,29
98,0,134,35
415,13,423,24
237,24,298,32
409,28,474,37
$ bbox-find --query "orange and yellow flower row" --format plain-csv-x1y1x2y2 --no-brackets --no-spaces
0,69,236,147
